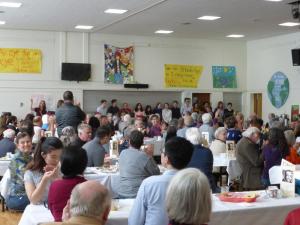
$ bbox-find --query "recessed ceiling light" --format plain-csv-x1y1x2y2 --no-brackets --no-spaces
75,25,94,30
265,0,282,2
279,22,300,27
197,16,221,21
226,34,245,38
104,9,128,14
155,30,174,34
0,20,5,25
0,2,22,7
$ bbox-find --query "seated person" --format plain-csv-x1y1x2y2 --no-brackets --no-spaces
25,137,63,205
129,137,194,225
48,145,87,222
44,181,111,225
82,126,111,167
199,113,215,143
148,115,161,137
284,207,300,225
185,128,217,192
166,168,211,225
236,127,264,190
225,116,242,143
73,123,92,147
0,128,16,157
210,127,227,155
119,130,160,198
176,115,193,138
6,132,33,211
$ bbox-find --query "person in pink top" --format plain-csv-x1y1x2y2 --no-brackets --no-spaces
48,145,87,221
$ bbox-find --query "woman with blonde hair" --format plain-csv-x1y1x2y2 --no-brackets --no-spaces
166,168,212,225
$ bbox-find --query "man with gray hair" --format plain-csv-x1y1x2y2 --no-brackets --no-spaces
73,123,92,147
176,115,194,138
43,180,111,225
0,128,16,157
236,126,263,190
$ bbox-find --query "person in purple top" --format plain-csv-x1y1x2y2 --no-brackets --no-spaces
148,114,161,137
262,128,289,187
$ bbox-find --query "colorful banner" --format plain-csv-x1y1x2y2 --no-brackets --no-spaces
104,44,134,84
291,105,299,122
212,66,237,88
0,48,41,73
164,64,203,88
267,71,289,109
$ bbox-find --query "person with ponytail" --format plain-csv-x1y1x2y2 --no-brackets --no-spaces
24,137,63,205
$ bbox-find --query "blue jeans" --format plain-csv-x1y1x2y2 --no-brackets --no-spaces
6,195,29,211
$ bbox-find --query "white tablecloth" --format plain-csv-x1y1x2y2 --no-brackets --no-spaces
18,199,135,225
84,167,120,198
0,159,10,176
18,192,300,225
211,191,300,225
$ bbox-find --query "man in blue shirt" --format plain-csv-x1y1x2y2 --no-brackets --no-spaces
128,137,194,225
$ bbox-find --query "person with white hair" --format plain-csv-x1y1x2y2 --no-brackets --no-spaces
176,115,193,138
73,123,92,148
44,180,111,225
236,126,264,190
166,168,212,225
118,114,132,133
199,113,215,143
185,128,217,192
210,127,227,155
0,128,16,157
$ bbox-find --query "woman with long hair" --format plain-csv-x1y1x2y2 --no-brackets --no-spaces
134,103,145,120
262,128,289,187
24,137,63,205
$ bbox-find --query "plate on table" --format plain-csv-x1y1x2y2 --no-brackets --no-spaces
97,165,119,173
218,192,259,203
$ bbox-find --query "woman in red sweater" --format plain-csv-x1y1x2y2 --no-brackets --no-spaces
48,145,87,221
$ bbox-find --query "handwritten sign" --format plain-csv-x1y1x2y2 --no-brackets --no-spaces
164,64,203,88
0,48,41,73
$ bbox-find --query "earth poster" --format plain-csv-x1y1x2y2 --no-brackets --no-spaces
267,71,289,109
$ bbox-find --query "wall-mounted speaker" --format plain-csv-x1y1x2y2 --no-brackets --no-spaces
292,48,300,66
124,83,149,89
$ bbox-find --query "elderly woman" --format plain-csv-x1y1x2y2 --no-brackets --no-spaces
210,127,227,155
186,128,216,192
236,127,264,190
199,113,215,143
166,168,211,225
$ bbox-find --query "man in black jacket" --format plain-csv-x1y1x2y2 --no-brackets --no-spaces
56,91,86,137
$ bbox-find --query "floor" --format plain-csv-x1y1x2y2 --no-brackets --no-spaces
0,211,22,225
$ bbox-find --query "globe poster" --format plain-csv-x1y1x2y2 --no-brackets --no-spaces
267,71,289,109
212,66,237,88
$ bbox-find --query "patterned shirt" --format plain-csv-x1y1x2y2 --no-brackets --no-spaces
9,150,32,197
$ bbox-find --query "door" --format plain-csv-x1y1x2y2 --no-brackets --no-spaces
253,93,262,118
192,93,211,111
223,92,242,113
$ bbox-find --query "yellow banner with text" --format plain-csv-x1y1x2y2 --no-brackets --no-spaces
164,64,203,88
0,48,42,73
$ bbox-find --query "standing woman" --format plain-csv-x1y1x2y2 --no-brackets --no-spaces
24,137,63,205
31,99,47,116
262,128,289,187
6,132,33,211
162,103,172,124
145,105,153,118
214,101,224,122
134,103,145,120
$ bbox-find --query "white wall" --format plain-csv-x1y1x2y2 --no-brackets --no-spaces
247,32,300,121
0,29,247,118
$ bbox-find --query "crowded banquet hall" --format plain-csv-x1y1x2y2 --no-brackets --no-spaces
1,0,300,225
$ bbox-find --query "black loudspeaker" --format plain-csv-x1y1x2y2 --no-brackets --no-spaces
292,49,300,66
124,83,149,89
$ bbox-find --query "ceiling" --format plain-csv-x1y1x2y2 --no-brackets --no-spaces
0,0,299,40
